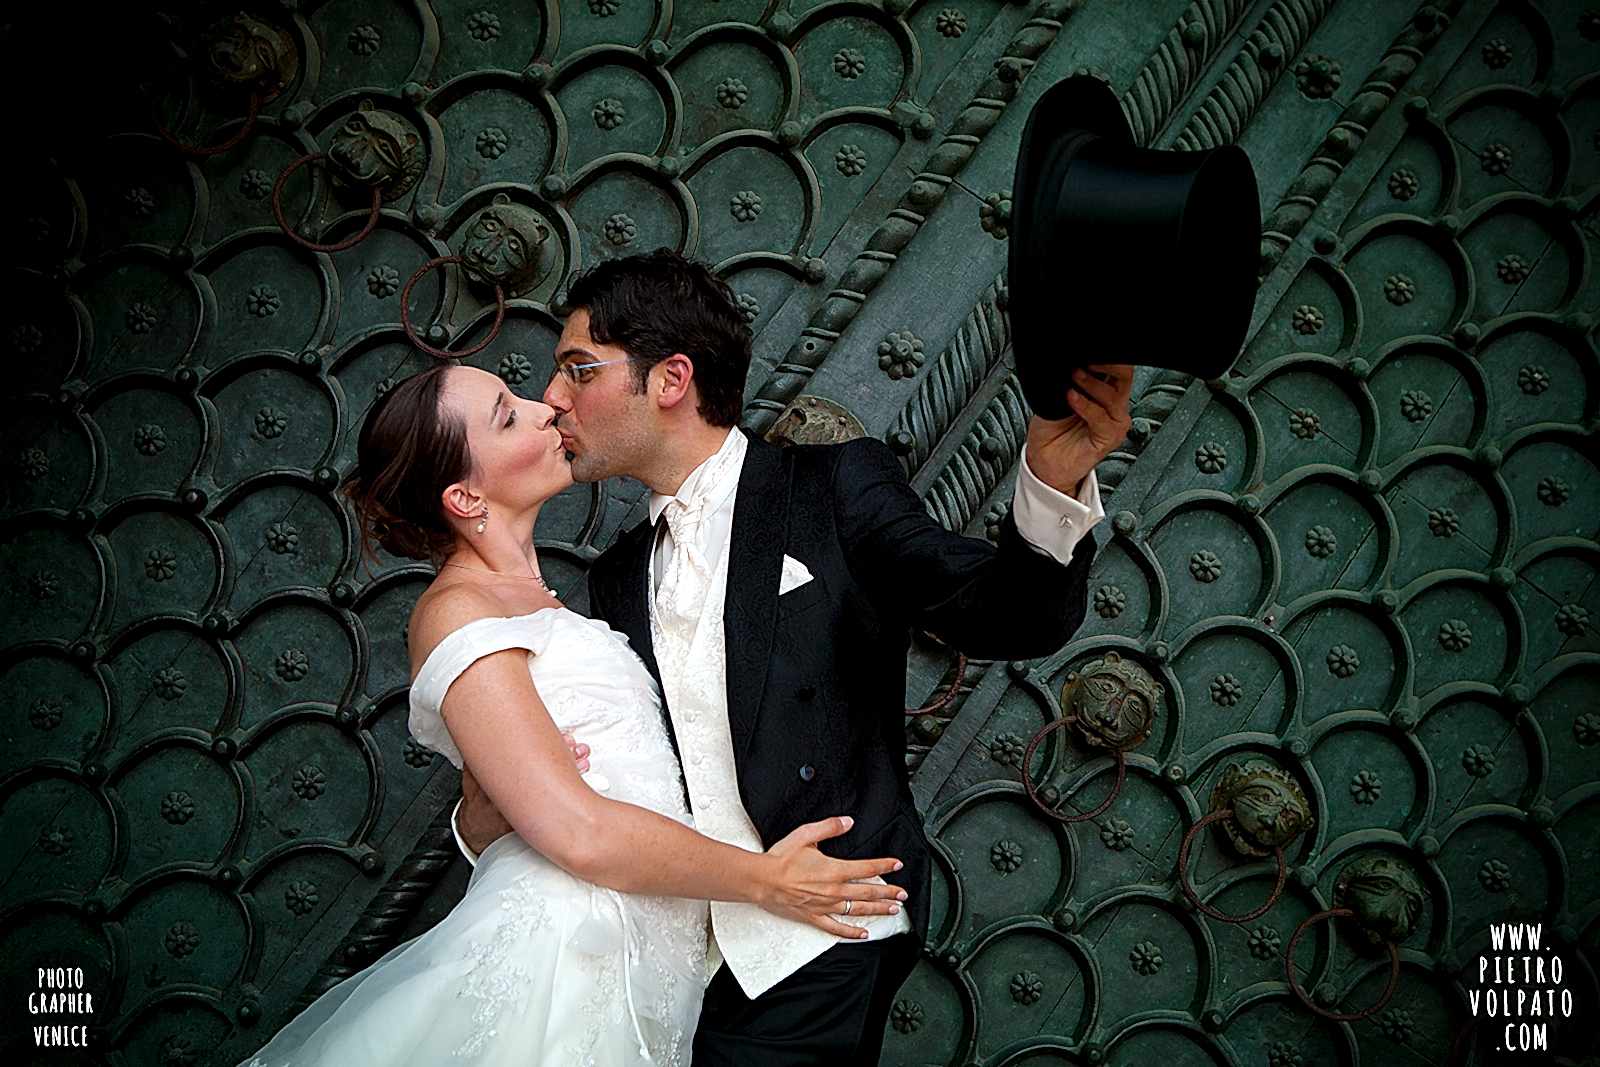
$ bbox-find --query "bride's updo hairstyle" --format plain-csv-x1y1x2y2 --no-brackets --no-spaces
341,364,472,565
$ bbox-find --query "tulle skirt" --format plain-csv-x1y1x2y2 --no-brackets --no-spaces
236,833,710,1066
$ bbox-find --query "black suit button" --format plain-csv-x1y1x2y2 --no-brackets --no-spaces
799,764,815,782
796,686,816,701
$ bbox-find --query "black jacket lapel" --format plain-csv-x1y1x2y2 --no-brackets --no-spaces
725,431,788,769
603,520,661,688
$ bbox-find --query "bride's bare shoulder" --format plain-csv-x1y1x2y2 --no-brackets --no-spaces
407,581,506,674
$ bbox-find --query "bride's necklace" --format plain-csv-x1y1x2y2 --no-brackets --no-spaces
441,561,557,596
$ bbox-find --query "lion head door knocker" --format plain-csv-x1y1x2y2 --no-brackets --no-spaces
272,101,425,253
1021,651,1160,823
1285,854,1423,1021
456,196,553,294
157,12,299,156
400,195,554,360
1176,760,1313,923
766,396,867,449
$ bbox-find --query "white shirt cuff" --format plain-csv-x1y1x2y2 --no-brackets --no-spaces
1010,445,1105,566
450,796,480,868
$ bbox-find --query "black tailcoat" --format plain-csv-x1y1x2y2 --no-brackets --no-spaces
586,430,1096,941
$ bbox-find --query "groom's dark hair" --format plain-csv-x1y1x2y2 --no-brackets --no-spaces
558,248,753,426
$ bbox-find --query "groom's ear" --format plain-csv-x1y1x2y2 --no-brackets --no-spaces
653,353,696,411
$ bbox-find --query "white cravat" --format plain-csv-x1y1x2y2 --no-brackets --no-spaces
648,429,742,595
651,433,739,614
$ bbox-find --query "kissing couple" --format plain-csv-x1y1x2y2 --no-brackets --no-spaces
238,248,1131,1065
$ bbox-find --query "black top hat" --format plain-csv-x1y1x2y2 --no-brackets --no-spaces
1008,75,1260,420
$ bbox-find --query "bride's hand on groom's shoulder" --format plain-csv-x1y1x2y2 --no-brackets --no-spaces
759,816,909,939
458,733,591,853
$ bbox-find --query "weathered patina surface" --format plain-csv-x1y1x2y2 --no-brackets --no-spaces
1,1,1595,1064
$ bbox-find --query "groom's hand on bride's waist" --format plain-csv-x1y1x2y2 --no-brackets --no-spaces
458,732,589,854
458,768,514,854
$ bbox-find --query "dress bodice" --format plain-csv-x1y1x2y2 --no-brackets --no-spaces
408,608,689,824
406,608,707,1063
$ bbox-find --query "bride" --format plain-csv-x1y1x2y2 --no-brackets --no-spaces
238,364,907,1066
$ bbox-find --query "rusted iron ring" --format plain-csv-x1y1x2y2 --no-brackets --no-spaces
1284,907,1402,1022
400,256,506,360
271,154,383,253
156,91,261,157
1020,718,1127,824
1176,808,1289,924
906,653,967,717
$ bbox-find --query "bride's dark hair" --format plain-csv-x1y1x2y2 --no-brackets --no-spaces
341,364,473,565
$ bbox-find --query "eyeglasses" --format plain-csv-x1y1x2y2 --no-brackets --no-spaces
551,357,630,385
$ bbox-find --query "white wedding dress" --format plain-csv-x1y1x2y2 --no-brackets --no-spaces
239,608,711,1067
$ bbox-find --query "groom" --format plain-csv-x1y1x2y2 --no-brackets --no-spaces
451,248,1131,1062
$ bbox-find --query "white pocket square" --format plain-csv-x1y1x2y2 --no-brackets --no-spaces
779,554,814,596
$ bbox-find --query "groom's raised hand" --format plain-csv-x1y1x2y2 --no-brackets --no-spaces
458,732,590,855
1024,363,1134,498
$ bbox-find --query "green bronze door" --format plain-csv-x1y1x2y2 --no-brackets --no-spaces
2,1,1596,1065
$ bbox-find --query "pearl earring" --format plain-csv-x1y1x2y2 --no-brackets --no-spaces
475,507,488,534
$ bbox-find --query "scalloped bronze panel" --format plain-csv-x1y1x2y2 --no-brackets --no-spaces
2,1,1596,1065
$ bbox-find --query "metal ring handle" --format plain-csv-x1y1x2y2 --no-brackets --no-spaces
1020,717,1127,824
156,91,261,157
271,154,383,253
1284,907,1402,1022
399,256,507,360
906,652,967,717
1175,808,1288,924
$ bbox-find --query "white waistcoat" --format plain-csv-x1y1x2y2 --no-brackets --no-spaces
647,508,906,1000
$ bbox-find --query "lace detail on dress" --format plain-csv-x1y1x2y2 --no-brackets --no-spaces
640,931,690,1067
453,870,554,1058
574,952,624,1063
